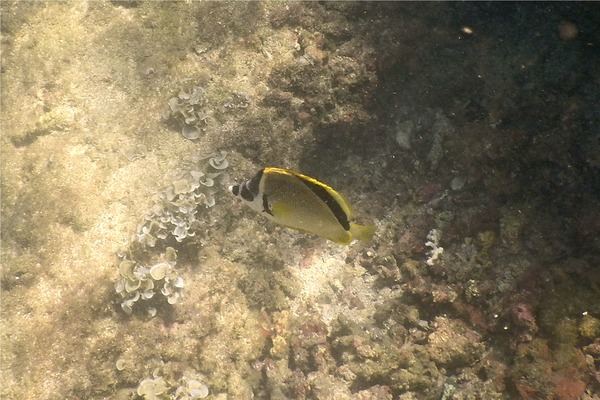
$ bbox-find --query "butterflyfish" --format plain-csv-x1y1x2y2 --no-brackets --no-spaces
229,167,375,244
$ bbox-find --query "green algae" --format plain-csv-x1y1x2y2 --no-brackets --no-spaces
579,314,600,339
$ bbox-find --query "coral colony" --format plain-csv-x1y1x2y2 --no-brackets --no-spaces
163,84,250,140
136,369,210,400
163,85,210,140
114,94,231,398
115,247,182,315
115,151,229,314
135,151,229,246
426,228,444,266
222,91,250,112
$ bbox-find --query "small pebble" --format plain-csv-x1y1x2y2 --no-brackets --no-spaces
450,176,465,191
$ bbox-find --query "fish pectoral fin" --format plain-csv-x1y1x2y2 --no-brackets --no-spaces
350,223,376,243
270,200,292,218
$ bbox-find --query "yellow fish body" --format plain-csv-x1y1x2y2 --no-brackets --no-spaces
230,167,375,244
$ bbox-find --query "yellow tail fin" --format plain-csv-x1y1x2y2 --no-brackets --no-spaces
350,223,376,243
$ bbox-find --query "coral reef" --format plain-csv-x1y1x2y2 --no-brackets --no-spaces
2,2,599,400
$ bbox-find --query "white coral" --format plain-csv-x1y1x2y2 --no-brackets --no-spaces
425,228,444,266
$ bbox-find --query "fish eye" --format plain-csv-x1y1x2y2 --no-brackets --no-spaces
229,185,239,196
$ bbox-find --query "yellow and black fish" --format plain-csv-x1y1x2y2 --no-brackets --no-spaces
230,167,375,244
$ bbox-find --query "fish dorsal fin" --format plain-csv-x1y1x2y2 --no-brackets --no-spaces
265,168,353,231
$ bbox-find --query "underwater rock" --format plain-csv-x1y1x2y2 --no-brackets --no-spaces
393,120,414,150
579,314,600,339
427,317,484,367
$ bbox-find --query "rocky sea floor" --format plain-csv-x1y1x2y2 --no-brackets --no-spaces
1,2,599,399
